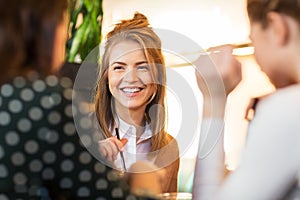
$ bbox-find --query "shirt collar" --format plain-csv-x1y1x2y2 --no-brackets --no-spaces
116,117,152,142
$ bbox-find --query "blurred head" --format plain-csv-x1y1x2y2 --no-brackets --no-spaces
247,0,300,87
247,0,300,28
95,12,168,150
0,0,68,84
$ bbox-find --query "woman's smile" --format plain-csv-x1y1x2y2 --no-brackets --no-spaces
120,86,145,97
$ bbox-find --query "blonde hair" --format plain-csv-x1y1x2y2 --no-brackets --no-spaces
94,12,169,151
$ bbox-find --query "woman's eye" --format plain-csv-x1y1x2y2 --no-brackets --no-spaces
113,66,124,71
137,65,149,71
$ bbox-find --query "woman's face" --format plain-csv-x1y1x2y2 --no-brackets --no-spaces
250,22,274,75
250,20,286,87
108,40,156,112
249,16,297,88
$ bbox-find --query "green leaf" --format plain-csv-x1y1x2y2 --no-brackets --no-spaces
67,15,89,62
66,0,103,63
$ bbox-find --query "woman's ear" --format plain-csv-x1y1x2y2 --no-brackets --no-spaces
267,12,290,46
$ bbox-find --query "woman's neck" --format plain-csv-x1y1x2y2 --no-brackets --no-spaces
115,105,147,136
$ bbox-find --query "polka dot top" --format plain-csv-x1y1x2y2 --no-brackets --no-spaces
0,72,145,200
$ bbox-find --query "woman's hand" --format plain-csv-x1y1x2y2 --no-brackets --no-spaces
194,45,242,118
194,45,242,98
98,136,128,162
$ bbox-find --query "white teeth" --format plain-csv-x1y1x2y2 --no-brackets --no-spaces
122,88,141,93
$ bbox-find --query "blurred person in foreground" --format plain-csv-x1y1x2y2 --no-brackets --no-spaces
193,0,300,199
0,1,159,199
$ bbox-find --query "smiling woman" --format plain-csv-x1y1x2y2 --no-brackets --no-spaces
93,12,180,194
108,40,156,112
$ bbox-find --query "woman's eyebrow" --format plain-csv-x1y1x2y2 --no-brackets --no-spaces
110,60,148,66
111,61,126,66
135,61,148,65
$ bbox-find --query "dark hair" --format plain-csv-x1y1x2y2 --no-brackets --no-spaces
247,0,300,28
0,0,68,83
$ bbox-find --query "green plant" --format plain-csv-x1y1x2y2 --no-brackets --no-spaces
66,0,103,63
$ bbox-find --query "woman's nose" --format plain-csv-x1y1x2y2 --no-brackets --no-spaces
123,68,138,82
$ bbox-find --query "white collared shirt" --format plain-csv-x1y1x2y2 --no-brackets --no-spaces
113,117,154,170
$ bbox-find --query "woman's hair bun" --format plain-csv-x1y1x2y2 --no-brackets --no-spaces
107,12,150,39
132,12,149,26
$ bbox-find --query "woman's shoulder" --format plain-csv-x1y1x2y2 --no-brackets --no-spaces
258,84,300,112
1,72,73,96
162,132,179,156
268,84,300,100
165,132,175,140
0,72,74,130
164,132,178,146
154,132,180,168
250,84,300,130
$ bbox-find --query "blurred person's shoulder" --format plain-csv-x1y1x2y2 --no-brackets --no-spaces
0,71,74,129
258,84,300,110
248,84,300,128
0,70,74,96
